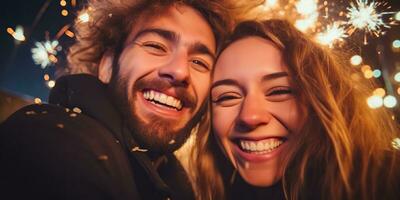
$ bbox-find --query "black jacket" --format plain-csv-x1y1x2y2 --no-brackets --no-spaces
0,74,194,200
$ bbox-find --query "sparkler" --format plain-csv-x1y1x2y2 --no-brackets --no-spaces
31,40,62,68
346,0,394,43
316,23,348,47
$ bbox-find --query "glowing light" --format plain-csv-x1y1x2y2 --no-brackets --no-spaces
346,0,394,36
372,69,381,78
393,40,400,48
61,9,68,16
262,0,279,10
44,74,50,81
7,26,26,42
393,138,400,150
34,98,42,104
394,72,400,82
364,69,373,79
361,65,371,72
350,55,363,66
373,88,386,97
78,12,90,23
60,0,67,6
383,95,397,108
395,11,400,21
397,87,400,95
316,23,347,47
65,30,75,38
367,95,383,109
47,80,56,88
31,40,62,68
296,0,318,16
295,14,318,32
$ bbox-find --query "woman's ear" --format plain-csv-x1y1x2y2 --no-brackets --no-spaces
98,51,114,83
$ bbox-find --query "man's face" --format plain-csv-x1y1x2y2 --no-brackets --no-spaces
108,5,216,154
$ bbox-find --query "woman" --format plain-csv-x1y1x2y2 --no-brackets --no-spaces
189,19,400,200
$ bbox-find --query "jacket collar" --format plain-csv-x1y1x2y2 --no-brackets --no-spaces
48,74,171,194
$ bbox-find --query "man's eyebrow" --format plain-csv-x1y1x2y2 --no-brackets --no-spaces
188,42,216,61
261,72,288,81
211,79,240,90
132,28,179,43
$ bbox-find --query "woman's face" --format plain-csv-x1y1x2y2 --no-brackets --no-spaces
211,36,306,186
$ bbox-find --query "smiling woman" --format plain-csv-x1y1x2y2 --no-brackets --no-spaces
189,19,400,200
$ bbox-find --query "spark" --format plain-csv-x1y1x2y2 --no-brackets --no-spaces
7,26,26,42
31,40,62,68
295,13,319,32
296,0,318,16
346,0,394,37
78,12,90,23
262,0,279,10
316,23,348,47
295,0,319,32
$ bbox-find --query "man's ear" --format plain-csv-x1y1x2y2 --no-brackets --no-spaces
98,51,114,83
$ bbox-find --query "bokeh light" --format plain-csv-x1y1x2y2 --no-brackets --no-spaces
60,0,67,7
394,72,400,82
364,69,373,79
78,12,90,23
61,9,68,16
34,98,42,104
393,40,400,48
373,88,386,97
47,80,56,88
367,95,383,109
396,11,400,21
372,69,381,78
393,138,400,150
350,55,363,66
383,95,397,108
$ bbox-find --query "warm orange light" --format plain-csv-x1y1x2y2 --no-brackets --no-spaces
60,0,67,6
61,9,69,16
65,30,75,38
44,74,50,81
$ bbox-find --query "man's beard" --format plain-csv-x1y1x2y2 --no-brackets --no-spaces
108,74,206,157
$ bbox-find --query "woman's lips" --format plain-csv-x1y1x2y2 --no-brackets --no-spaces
232,137,287,163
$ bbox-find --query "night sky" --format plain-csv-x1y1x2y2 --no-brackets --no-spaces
0,0,400,108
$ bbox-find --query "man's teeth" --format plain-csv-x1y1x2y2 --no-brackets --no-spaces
239,139,284,154
143,90,183,110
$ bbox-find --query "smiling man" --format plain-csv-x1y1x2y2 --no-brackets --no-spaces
0,0,232,199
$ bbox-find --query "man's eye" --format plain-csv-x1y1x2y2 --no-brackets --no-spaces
141,42,167,55
190,59,210,72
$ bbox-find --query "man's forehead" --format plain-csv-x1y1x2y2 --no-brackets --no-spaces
125,5,216,51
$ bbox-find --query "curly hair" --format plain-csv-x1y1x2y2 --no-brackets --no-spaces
190,19,400,200
67,0,236,75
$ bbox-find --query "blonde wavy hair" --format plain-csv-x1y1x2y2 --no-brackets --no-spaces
67,0,238,75
189,19,400,200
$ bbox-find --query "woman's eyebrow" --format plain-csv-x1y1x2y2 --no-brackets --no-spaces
261,72,288,82
211,79,240,90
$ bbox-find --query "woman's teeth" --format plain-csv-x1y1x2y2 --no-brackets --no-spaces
143,90,183,110
239,138,284,154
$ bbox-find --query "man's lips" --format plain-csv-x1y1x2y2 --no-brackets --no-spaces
142,89,183,110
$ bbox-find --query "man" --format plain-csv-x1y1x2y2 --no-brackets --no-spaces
0,0,232,199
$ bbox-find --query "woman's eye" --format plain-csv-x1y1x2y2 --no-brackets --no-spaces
141,42,167,55
212,93,241,107
191,59,210,72
266,87,294,102
268,88,292,95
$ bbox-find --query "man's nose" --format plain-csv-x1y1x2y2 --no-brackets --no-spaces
235,95,272,132
158,52,190,87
